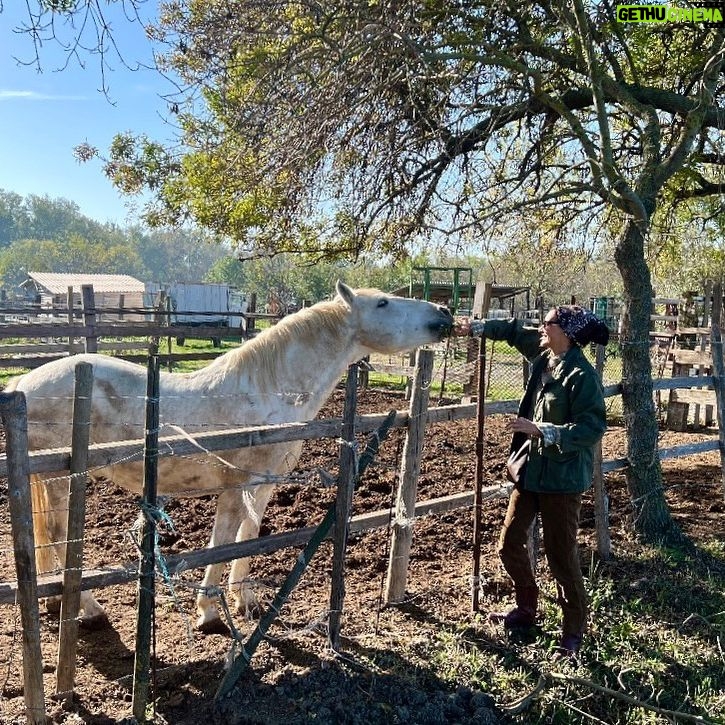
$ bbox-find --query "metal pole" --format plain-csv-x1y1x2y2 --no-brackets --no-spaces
132,353,160,722
471,335,486,611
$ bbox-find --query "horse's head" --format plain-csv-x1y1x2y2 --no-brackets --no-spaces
335,280,453,354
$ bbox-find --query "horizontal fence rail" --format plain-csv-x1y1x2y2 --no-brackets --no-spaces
1,372,721,607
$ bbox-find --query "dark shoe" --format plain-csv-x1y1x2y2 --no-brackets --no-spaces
489,605,537,628
489,585,538,629
554,633,582,660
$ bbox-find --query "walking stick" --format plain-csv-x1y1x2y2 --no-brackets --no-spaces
471,333,486,611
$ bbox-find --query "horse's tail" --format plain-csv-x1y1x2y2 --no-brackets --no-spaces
30,475,57,575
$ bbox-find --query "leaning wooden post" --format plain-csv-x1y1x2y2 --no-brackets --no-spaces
709,281,725,503
0,391,46,725
215,410,397,700
471,335,486,611
56,362,94,698
384,348,434,603
328,363,358,650
132,354,161,722
592,343,611,559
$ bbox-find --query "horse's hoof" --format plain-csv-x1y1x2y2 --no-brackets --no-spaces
78,613,110,631
196,617,230,636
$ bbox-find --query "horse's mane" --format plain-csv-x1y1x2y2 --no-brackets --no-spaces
205,297,351,389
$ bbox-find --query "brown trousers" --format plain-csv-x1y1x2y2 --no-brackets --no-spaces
498,488,587,635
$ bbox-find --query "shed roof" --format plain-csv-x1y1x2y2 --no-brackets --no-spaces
23,272,146,295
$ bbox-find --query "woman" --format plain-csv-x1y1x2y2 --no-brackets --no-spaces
458,305,608,658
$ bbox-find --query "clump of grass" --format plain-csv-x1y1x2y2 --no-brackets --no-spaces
370,545,725,723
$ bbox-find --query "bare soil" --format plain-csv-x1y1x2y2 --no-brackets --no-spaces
1,387,723,724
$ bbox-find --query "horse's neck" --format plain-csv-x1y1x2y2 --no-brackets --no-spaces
190,316,366,419
264,330,365,411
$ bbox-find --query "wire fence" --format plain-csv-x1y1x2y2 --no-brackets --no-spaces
368,335,624,402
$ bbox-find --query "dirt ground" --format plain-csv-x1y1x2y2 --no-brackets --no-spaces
1,386,723,724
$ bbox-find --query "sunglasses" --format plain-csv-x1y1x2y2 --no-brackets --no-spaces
542,320,560,327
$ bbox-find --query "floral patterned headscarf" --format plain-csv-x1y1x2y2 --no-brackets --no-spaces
555,305,610,346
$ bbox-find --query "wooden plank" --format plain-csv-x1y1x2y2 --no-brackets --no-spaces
670,388,717,407
677,326,718,336
0,485,512,605
2,433,719,609
670,349,712,366
0,323,245,339
0,385,711,479
82,285,98,353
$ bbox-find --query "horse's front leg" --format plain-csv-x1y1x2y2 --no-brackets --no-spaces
196,489,245,633
228,482,276,617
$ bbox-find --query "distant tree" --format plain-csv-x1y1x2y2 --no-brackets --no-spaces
132,227,229,283
23,195,106,242
0,190,29,248
205,256,248,290
0,240,64,288
0,235,144,290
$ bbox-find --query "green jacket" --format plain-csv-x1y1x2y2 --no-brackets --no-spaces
480,318,606,494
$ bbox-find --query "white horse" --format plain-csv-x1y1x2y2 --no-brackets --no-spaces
7,281,452,632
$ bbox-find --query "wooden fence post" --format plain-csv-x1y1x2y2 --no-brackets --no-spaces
0,391,46,725
67,286,75,354
709,281,725,503
328,363,358,650
384,348,434,603
81,285,97,354
56,362,94,697
132,355,161,722
247,293,257,337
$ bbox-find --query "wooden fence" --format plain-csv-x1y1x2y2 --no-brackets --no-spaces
0,284,284,370
2,354,725,722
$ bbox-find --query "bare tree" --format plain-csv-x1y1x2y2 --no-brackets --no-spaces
7,0,152,95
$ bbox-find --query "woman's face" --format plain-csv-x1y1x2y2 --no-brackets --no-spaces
539,309,570,353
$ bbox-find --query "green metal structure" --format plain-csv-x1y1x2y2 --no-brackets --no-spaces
408,266,474,314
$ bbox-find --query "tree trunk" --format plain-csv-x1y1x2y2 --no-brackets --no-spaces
614,217,686,546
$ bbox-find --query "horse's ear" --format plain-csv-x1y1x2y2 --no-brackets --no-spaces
336,280,356,307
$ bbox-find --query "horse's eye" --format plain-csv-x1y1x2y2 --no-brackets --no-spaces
377,298,389,308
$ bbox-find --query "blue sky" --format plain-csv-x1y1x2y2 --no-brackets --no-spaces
0,1,176,226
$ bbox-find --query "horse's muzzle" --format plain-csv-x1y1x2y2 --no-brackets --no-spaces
430,307,454,338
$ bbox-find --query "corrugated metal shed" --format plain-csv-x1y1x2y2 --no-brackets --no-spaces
22,272,145,295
